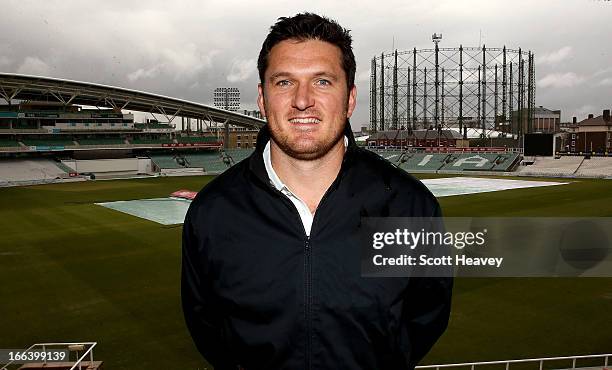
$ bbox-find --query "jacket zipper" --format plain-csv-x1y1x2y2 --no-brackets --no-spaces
303,185,336,370
255,160,346,370
304,236,312,370
274,188,334,370
262,185,312,369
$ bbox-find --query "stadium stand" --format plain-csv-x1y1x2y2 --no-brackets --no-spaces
185,152,228,172
149,151,252,174
225,148,254,163
12,121,36,129
490,153,521,171
374,150,404,162
21,136,76,147
77,137,126,146
371,150,521,174
134,123,172,129
131,137,173,145
150,154,188,170
398,153,448,171
516,156,584,177
0,138,21,147
54,159,76,174
440,153,521,172
574,157,612,178
441,153,491,171
0,158,68,184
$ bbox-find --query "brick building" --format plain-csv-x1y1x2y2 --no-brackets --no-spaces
563,109,612,153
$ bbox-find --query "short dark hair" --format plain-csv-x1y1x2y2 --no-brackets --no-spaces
257,12,356,90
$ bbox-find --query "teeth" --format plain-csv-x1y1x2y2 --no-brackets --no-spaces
289,118,320,124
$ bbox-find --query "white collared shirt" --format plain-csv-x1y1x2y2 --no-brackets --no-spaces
263,136,348,237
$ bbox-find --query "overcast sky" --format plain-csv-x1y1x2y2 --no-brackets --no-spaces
1,0,611,129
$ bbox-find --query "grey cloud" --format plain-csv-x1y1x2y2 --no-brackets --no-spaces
1,0,611,127
16,57,51,76
538,72,585,89
537,46,573,66
227,59,257,83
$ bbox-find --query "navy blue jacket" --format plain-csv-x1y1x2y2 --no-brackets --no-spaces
182,122,453,370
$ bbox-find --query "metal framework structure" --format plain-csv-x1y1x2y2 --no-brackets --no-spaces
370,45,535,139
0,73,265,134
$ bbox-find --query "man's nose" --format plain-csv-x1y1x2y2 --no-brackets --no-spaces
292,83,315,110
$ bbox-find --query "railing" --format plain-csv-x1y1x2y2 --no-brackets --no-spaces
0,342,97,370
417,353,610,370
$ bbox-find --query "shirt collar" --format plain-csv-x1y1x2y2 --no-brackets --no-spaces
263,136,349,191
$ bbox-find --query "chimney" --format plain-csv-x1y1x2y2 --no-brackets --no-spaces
604,109,610,122
588,114,594,119
572,117,577,124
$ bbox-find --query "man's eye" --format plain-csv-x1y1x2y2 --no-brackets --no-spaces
316,79,331,86
276,80,291,86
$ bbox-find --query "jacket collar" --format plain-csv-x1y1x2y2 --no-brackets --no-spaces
248,120,358,186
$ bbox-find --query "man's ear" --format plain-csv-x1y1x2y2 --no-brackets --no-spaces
346,84,357,119
257,83,267,119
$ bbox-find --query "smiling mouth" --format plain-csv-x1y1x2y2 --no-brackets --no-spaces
288,117,321,124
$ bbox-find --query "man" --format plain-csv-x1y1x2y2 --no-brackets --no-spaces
182,13,452,370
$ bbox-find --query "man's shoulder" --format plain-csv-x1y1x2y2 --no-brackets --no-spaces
351,147,440,214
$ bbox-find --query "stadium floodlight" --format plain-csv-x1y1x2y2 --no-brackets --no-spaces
432,33,442,45
213,87,240,112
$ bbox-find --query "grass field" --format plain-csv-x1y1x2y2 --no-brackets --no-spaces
0,174,611,369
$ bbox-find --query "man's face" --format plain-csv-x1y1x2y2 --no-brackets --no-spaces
257,39,357,160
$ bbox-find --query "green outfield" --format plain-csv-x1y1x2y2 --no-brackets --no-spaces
0,174,611,369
